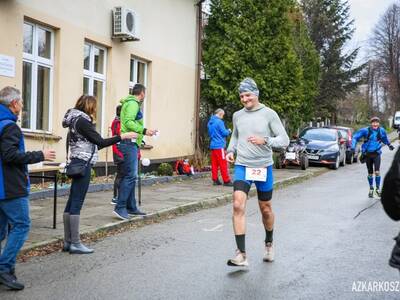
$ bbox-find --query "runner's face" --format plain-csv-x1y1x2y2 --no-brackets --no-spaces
371,121,379,129
240,92,258,109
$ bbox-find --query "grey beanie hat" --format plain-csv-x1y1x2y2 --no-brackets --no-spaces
239,77,259,97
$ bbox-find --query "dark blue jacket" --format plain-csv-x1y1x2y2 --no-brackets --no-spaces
351,126,390,154
207,115,230,149
0,104,44,200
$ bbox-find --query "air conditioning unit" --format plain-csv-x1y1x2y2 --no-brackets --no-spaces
112,7,140,41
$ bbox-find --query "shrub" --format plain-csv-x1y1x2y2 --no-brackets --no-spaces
192,147,210,170
157,163,173,176
90,169,96,181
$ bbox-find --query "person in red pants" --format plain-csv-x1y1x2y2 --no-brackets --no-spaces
207,109,233,186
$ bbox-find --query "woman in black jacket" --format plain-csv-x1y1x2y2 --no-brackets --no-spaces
62,95,136,254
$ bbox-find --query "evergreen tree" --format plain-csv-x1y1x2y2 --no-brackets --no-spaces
301,0,364,120
202,0,320,131
289,8,320,123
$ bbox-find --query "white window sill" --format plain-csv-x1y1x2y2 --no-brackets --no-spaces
22,130,62,141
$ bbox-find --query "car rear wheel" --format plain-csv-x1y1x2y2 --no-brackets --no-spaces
340,152,346,167
346,152,353,165
275,155,283,169
300,154,308,170
331,156,340,170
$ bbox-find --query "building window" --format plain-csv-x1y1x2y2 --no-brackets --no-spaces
129,58,148,125
129,58,147,93
22,22,54,131
83,42,107,133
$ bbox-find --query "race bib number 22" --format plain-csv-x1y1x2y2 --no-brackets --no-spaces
245,167,267,182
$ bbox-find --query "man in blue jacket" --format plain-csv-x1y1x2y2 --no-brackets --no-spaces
0,86,55,290
351,117,394,198
207,108,232,186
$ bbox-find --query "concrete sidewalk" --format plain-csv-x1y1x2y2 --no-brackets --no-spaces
24,167,326,252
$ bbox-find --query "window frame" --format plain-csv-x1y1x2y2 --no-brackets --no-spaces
83,42,107,134
22,21,54,133
129,58,148,126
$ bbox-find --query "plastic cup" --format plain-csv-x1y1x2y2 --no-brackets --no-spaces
142,158,151,167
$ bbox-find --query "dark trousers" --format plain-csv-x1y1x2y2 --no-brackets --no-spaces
64,159,92,215
116,141,138,211
366,154,381,174
390,232,400,270
0,197,30,273
113,164,123,199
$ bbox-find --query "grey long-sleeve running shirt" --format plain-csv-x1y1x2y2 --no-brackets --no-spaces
227,104,289,168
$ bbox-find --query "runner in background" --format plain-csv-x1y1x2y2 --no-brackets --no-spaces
351,117,394,198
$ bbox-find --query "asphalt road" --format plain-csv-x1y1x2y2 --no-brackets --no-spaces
2,144,400,300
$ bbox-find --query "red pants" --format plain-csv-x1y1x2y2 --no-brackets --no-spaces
211,149,231,183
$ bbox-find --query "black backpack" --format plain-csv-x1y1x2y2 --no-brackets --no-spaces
381,148,400,221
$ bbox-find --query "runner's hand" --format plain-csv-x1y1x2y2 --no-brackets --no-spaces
389,145,395,151
121,132,137,140
248,136,265,145
43,149,56,161
226,152,235,163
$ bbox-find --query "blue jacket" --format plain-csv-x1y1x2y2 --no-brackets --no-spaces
0,104,44,200
351,127,390,154
207,115,230,150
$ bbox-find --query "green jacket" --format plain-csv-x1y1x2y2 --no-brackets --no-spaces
120,95,145,146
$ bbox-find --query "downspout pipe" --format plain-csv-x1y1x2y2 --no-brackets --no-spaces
194,0,205,153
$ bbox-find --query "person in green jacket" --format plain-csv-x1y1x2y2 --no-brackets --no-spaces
113,84,156,220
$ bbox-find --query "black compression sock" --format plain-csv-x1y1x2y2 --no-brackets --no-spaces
235,234,246,253
265,229,273,245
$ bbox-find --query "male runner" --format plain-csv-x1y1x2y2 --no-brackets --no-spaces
226,78,289,266
351,117,394,198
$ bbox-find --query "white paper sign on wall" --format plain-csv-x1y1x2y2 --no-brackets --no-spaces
0,55,15,78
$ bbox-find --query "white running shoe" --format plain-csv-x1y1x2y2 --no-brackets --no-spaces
227,250,248,267
263,243,274,262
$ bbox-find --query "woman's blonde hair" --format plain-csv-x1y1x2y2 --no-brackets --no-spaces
74,95,97,120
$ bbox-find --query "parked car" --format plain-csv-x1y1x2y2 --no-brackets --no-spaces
327,126,359,164
299,127,346,170
393,111,400,129
275,138,309,170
